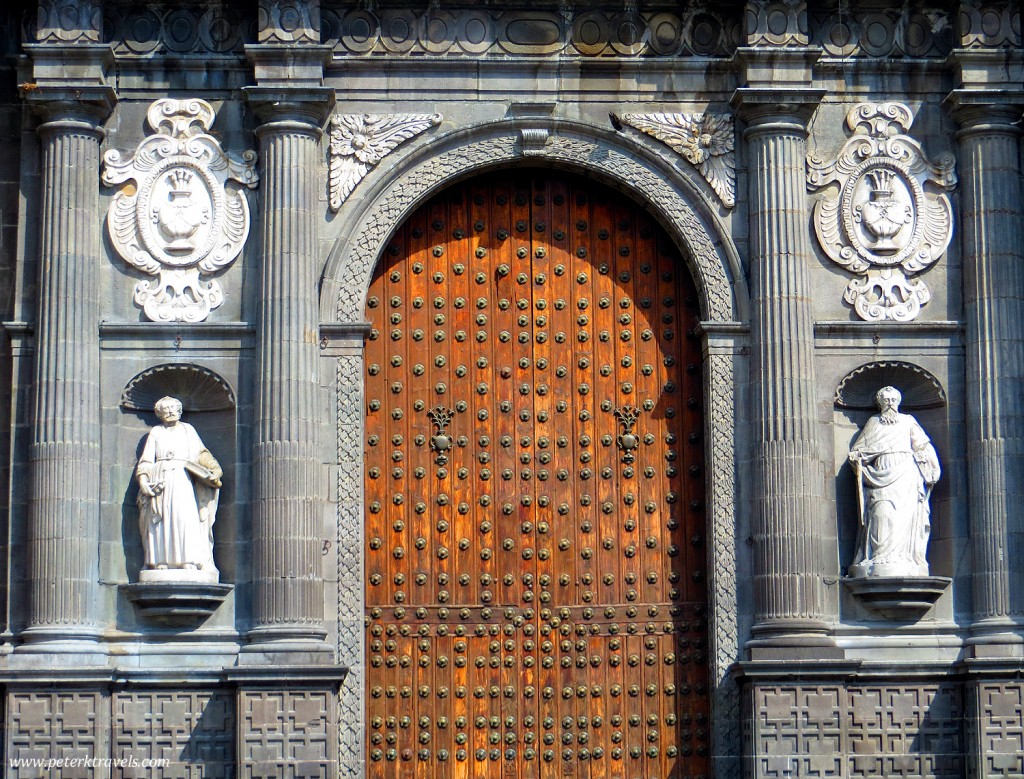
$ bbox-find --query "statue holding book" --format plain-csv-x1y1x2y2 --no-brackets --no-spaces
136,396,222,582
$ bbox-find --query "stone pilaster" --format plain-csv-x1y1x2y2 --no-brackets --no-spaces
946,92,1024,651
947,0,1024,654
733,82,832,651
18,34,115,652
243,88,334,655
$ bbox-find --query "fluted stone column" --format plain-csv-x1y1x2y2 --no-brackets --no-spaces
947,93,1024,651
245,90,334,654
20,89,114,651
734,88,832,649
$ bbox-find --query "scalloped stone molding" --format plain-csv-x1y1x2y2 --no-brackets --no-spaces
102,99,259,323
834,361,946,410
121,363,236,412
328,113,442,211
615,112,736,208
807,102,956,322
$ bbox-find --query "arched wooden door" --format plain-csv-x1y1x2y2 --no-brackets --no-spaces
364,171,711,779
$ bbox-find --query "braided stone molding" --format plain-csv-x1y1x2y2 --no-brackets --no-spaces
807,102,956,322
331,131,736,324
706,349,742,779
614,112,736,208
336,353,364,778
328,113,442,211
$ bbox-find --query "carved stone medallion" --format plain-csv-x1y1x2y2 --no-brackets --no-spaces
328,113,442,211
807,102,956,322
103,99,259,323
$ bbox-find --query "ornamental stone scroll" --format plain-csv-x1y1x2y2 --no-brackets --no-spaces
807,102,956,322
103,99,259,323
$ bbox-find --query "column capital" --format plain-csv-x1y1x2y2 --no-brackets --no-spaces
944,89,1024,132
244,85,335,134
22,84,117,134
730,87,824,133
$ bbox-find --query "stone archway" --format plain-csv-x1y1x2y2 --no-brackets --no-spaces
324,122,746,779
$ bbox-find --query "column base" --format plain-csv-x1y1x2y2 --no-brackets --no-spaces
13,626,107,662
241,625,334,664
966,617,1024,658
747,618,844,659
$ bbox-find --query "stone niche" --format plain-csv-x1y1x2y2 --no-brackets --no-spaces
832,361,952,620
119,363,236,626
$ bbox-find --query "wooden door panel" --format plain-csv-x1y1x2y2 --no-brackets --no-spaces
365,172,710,778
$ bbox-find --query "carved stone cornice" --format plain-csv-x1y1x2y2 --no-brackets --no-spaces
23,41,115,92
245,44,333,89
732,45,822,88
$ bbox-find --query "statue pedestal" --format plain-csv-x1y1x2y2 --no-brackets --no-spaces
843,576,951,620
122,581,232,625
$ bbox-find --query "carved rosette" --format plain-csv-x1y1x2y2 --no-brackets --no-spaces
807,102,956,322
613,112,735,208
103,99,259,323
328,113,442,211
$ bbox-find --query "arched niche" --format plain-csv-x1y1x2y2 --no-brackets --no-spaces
117,362,238,628
832,360,952,619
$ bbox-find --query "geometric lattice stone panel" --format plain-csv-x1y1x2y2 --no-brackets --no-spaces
749,682,964,779
974,682,1024,778
6,691,109,779
113,690,234,778
847,684,963,777
239,689,336,779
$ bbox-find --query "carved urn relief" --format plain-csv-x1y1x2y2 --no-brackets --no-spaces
103,99,259,323
807,102,956,322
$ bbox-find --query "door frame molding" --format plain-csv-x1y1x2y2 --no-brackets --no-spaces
322,120,748,778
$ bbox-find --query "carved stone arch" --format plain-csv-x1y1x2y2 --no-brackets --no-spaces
319,119,747,325
120,363,236,413
834,360,946,411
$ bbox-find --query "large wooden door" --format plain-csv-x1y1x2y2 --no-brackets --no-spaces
364,172,711,779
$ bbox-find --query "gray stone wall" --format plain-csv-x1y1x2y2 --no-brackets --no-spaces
0,0,1019,777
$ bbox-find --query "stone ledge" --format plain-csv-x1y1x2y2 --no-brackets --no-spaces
122,581,233,626
843,576,951,620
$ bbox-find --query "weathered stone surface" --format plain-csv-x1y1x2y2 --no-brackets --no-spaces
0,2,1019,777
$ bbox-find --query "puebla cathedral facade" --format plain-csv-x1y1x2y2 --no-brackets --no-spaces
0,1,1022,777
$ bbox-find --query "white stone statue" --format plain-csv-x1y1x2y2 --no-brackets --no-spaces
848,386,941,578
136,396,222,583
